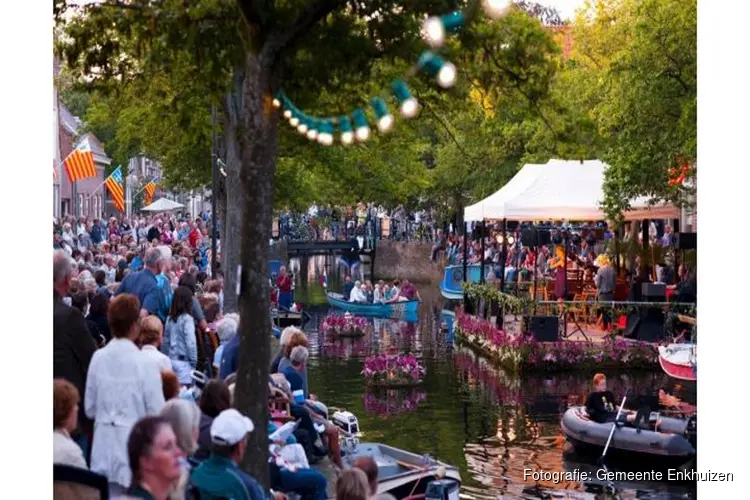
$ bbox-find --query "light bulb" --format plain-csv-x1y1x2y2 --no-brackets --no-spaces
377,114,394,133
283,110,292,119
317,132,333,146
496,234,503,244
400,97,419,118
507,236,515,245
297,123,308,134
341,131,354,145
422,16,445,48
289,117,299,127
355,126,370,142
483,0,513,20
272,98,281,108
307,129,318,140
437,62,457,88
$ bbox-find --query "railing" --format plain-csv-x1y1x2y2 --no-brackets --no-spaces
272,215,440,244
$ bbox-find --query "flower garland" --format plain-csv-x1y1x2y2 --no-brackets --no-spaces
362,352,426,386
364,389,428,416
455,310,659,373
321,313,370,337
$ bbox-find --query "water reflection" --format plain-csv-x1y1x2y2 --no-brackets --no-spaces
288,256,696,499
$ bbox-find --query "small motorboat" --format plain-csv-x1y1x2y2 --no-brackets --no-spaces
439,264,494,300
326,292,419,318
342,442,461,499
270,307,310,328
561,406,696,468
658,343,696,381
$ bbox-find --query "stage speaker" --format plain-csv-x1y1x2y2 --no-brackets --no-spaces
521,229,537,247
641,283,666,302
537,230,552,246
528,315,559,342
623,308,665,342
675,232,697,250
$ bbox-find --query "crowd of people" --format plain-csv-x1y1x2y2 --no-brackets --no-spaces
278,203,443,244
340,276,421,304
52,213,401,499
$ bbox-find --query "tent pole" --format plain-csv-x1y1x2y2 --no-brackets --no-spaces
480,220,486,284
498,218,507,329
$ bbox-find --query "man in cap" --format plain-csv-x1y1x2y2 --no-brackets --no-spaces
191,409,286,500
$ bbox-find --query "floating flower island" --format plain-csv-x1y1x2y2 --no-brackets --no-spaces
321,313,370,338
362,352,426,387
455,311,658,374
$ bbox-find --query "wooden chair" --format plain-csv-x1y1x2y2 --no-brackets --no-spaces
269,386,294,423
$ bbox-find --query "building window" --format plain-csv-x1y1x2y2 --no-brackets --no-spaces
97,195,102,217
78,194,84,216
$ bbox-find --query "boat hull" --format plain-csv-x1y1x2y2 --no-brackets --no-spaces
342,442,461,499
439,264,494,300
658,344,696,381
326,292,419,318
561,407,695,469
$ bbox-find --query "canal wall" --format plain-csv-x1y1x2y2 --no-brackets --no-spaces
373,241,444,284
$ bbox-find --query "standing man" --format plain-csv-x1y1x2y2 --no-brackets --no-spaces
53,250,98,456
115,247,162,317
276,266,294,310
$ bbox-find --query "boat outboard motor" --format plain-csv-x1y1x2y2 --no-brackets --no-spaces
424,478,460,500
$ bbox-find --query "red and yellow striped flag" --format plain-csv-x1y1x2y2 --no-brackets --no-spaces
63,138,97,182
144,181,156,206
105,166,125,213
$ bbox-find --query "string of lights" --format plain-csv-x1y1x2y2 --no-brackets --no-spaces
272,0,515,147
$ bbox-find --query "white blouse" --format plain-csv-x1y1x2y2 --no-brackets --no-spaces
85,338,165,487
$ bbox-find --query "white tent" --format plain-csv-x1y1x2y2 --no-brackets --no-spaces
141,198,185,212
463,159,679,222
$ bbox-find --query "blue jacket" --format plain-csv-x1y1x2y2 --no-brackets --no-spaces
219,334,240,379
191,454,269,500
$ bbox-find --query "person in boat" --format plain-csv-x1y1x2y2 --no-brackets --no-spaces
276,266,294,310
353,456,397,500
387,279,420,303
342,275,354,301
349,281,368,303
586,373,636,424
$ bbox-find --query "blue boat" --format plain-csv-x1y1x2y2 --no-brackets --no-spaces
439,264,494,300
326,292,419,318
342,442,461,498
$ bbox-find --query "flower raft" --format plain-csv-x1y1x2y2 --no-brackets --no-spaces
362,352,426,387
321,313,370,338
455,311,658,374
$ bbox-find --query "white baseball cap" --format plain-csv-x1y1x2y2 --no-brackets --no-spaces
210,409,255,446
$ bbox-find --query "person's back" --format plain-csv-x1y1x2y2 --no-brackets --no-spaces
116,268,159,313
342,280,354,301
191,453,265,500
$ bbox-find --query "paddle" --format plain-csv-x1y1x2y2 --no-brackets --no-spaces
598,391,628,466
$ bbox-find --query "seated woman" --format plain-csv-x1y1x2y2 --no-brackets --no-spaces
268,422,328,500
283,346,343,468
586,373,635,424
53,379,87,469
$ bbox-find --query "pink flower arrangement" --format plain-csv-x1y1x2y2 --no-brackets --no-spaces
455,311,658,373
321,313,370,337
364,389,427,416
361,352,426,386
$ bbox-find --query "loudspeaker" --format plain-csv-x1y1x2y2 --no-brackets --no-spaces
623,308,665,342
676,232,697,250
537,230,551,246
521,229,537,247
641,283,666,302
528,315,559,342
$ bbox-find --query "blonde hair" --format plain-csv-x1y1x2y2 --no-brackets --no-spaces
160,399,201,455
139,315,164,346
279,326,302,347
336,468,370,500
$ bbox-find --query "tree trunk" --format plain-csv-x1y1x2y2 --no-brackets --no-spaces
229,53,279,487
221,71,246,314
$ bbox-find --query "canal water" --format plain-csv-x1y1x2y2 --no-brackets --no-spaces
286,256,697,499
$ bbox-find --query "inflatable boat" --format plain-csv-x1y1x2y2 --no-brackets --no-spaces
561,406,696,467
